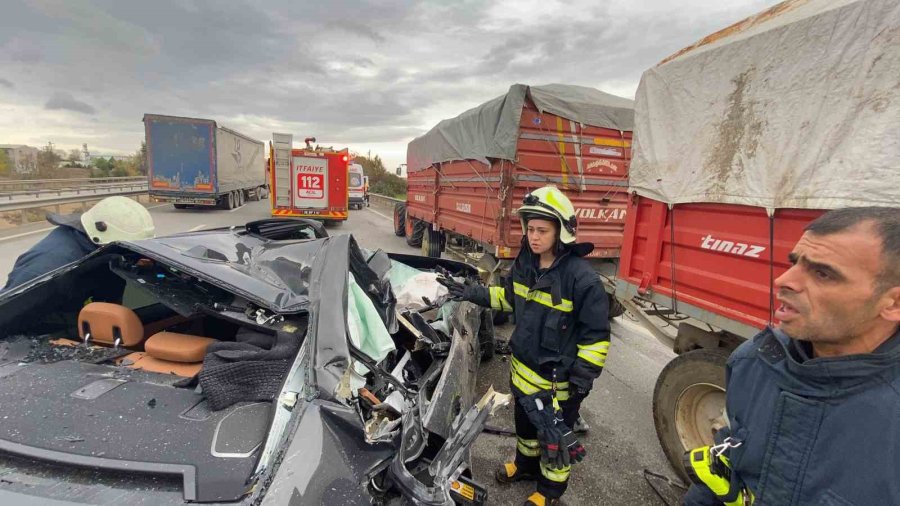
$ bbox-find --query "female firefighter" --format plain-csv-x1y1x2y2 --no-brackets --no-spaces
439,186,610,506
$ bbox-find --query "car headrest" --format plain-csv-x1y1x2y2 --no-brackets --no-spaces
78,302,144,347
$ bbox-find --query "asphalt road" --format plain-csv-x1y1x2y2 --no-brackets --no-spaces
0,201,685,504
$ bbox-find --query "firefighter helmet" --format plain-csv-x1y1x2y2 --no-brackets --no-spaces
81,196,155,244
518,186,578,244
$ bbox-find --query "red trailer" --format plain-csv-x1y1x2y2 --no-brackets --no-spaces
396,84,635,305
269,133,349,224
615,0,900,480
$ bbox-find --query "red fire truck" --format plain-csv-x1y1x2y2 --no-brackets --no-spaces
269,133,350,224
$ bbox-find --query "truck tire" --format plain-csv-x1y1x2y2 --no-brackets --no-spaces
607,293,626,319
393,204,406,236
237,190,244,207
173,204,188,210
653,348,729,482
405,219,424,248
422,225,441,258
224,191,235,210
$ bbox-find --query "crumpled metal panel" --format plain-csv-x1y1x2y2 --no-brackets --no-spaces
259,400,393,506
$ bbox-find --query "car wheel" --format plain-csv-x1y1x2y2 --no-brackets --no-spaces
421,225,441,258
653,348,729,482
405,218,424,248
393,203,406,236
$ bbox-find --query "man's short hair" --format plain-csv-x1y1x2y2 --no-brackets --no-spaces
805,207,900,291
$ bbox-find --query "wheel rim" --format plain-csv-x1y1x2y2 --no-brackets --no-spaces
421,229,430,255
674,383,727,451
394,212,399,231
405,216,413,238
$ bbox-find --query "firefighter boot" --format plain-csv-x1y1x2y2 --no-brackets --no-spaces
524,491,559,506
495,462,536,484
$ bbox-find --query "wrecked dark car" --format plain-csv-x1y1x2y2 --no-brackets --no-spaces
0,219,509,505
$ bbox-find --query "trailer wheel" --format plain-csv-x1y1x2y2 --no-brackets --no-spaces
238,190,245,207
173,204,188,210
224,192,235,210
653,348,729,482
393,203,406,236
422,225,441,258
405,218,424,248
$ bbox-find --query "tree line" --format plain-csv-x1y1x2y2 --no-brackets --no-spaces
352,153,406,198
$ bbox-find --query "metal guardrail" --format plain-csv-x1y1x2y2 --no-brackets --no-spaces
0,187,149,213
0,176,146,192
1,182,148,201
0,177,149,213
369,193,404,206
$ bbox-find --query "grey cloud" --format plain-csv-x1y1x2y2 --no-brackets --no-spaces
0,78,13,89
45,92,96,114
327,20,386,44
1,0,779,169
3,38,44,63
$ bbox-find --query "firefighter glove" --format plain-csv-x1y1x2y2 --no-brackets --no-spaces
561,429,587,464
437,275,483,302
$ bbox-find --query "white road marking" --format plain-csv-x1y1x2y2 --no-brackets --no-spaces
228,206,243,213
366,208,392,221
147,204,170,209
188,224,207,232
0,226,55,243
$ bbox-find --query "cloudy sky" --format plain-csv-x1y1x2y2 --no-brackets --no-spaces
0,0,777,170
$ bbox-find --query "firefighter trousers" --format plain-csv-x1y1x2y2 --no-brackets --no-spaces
513,393,583,499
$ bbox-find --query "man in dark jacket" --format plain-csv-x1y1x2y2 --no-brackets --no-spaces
3,196,155,290
684,207,900,505
441,186,610,506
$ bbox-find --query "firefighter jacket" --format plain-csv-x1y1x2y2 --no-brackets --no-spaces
684,326,900,505
472,242,610,399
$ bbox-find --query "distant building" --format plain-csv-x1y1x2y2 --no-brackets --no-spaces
0,144,39,174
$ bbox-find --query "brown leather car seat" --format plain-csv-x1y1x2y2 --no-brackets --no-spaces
76,302,215,377
78,302,145,347
122,332,215,377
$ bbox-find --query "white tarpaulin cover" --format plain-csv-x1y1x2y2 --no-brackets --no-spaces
630,0,900,210
407,83,634,171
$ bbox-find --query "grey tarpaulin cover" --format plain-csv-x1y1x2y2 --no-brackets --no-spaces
407,83,634,171
629,0,900,210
